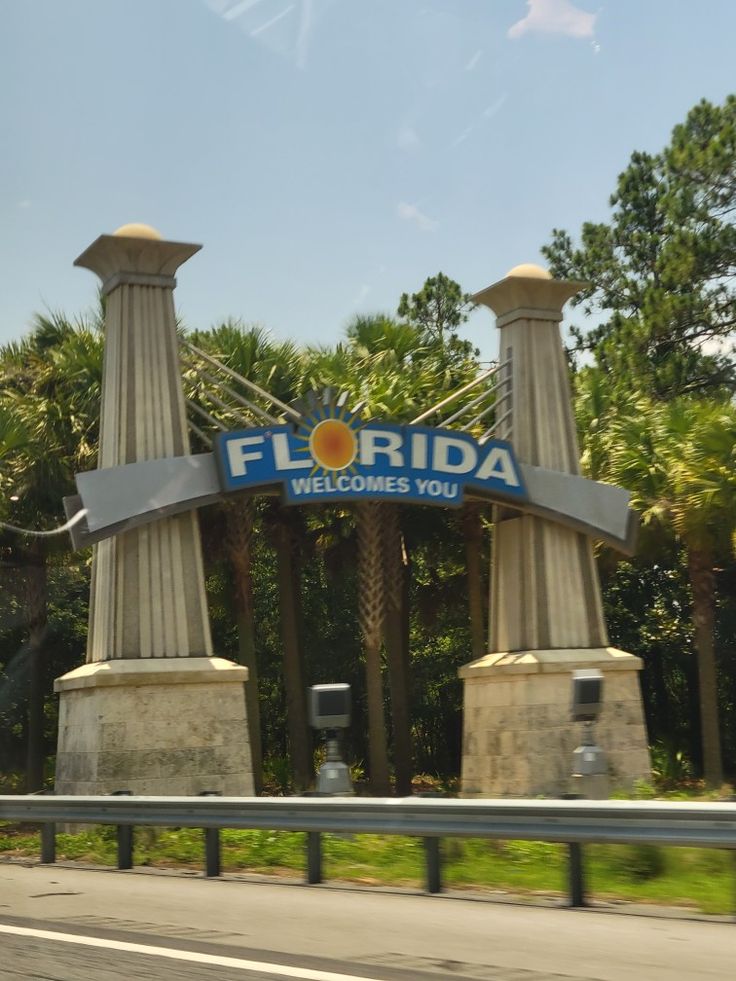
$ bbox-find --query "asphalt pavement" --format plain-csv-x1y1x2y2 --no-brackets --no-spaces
1,861,732,980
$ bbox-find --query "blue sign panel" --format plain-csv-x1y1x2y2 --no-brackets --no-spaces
215,415,527,508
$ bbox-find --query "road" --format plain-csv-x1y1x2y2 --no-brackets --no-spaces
1,862,732,980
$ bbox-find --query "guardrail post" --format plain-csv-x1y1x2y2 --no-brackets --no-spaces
306,831,322,884
568,842,585,907
34,790,56,864
40,821,56,864
111,790,133,870
423,837,442,894
200,791,221,877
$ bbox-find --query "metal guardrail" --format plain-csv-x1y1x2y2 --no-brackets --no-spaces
2,795,735,909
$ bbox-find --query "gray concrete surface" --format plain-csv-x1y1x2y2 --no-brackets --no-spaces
1,862,732,980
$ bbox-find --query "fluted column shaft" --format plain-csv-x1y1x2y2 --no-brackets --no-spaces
475,273,608,653
76,233,213,661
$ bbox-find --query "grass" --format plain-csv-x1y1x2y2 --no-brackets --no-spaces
0,823,732,915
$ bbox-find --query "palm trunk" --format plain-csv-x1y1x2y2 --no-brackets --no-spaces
273,507,312,792
381,503,412,796
25,544,48,792
224,498,263,794
462,502,487,659
356,501,390,795
687,545,723,786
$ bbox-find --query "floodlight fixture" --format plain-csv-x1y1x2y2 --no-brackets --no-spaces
309,683,353,795
571,669,604,724
309,683,351,731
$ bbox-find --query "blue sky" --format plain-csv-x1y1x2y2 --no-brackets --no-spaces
2,0,735,363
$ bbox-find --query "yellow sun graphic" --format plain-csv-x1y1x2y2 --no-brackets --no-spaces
309,418,357,471
292,391,364,476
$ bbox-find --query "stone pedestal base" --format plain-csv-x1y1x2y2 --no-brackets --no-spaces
459,648,650,798
54,658,254,796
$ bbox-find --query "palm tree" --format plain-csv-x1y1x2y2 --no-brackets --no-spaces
576,370,736,786
183,322,309,791
307,315,477,793
0,314,102,790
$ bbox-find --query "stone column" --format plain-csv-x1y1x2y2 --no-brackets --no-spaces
459,264,650,797
54,224,254,796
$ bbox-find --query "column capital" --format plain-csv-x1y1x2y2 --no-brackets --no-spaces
473,263,587,328
74,224,201,295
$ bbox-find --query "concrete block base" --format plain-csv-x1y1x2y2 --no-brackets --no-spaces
459,648,650,798
54,658,254,796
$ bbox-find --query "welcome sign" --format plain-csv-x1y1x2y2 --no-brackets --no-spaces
67,384,637,553
215,401,527,508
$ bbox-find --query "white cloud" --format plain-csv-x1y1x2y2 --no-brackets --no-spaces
465,49,483,71
397,125,421,151
397,201,438,233
352,284,370,305
17,200,31,209
508,0,596,40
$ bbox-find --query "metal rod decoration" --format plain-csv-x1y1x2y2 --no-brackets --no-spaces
410,362,506,425
441,387,494,427
479,403,513,444
185,398,229,432
460,400,498,432
187,419,213,449
181,357,279,426
183,340,301,422
188,384,253,429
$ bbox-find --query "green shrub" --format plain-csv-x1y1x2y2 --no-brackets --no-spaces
606,844,666,881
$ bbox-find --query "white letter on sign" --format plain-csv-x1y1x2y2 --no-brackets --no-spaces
432,436,477,475
475,446,520,487
272,433,312,471
359,430,403,467
227,436,265,477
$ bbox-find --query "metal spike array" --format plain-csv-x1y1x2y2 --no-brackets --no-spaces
181,338,512,449
410,357,512,443
179,339,300,449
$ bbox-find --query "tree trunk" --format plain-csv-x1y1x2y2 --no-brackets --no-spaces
462,502,487,660
356,501,390,795
687,545,723,786
273,507,312,792
25,544,48,792
381,503,412,796
224,498,263,794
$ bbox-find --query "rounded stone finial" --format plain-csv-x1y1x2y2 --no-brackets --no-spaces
113,223,163,240
506,263,552,280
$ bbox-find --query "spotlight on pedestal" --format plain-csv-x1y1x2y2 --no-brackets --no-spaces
309,684,353,795
570,669,610,799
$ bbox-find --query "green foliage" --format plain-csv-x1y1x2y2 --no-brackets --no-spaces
606,844,666,882
397,272,478,374
544,95,736,399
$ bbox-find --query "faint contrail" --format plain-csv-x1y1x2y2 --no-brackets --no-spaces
250,4,295,37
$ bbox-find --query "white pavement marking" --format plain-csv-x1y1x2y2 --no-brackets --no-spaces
0,923,385,981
